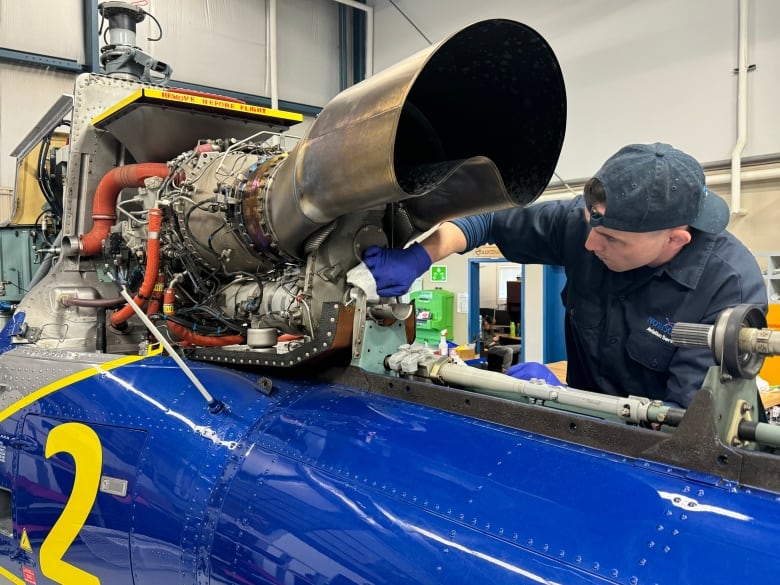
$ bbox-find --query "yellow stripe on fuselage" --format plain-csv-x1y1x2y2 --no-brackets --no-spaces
0,345,162,585
0,566,24,585
0,345,161,423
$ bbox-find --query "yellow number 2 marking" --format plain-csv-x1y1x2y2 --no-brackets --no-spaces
40,422,102,585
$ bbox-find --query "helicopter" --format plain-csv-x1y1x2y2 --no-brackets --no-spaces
0,3,779,584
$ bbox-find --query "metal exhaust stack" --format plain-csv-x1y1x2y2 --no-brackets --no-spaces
266,18,567,259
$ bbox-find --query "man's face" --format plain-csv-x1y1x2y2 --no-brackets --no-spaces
583,204,677,272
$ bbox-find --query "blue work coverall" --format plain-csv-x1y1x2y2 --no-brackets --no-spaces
453,196,768,407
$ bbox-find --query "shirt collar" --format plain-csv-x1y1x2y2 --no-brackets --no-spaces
655,231,716,289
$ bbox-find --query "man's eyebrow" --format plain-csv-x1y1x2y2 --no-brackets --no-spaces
591,226,626,242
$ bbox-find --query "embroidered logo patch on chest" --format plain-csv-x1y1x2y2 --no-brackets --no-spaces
645,315,675,344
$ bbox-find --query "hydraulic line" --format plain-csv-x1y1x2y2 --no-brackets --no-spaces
161,281,245,347
61,296,126,353
80,163,169,255
118,287,224,413
61,297,124,308
110,208,163,328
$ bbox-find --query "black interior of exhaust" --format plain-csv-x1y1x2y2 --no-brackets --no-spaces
394,19,567,205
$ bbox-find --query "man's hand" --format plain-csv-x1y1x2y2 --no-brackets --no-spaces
506,362,563,386
362,243,432,297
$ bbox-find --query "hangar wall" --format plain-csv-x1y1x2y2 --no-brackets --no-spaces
372,0,780,179
0,0,340,188
4,1,779,205
1,0,779,346
370,0,780,345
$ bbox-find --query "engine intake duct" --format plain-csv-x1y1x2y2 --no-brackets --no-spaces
266,18,566,259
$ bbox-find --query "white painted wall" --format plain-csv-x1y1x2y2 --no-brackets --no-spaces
5,1,779,188
2,0,780,350
371,0,780,179
521,264,545,363
0,0,340,187
370,0,780,352
1,0,85,62
140,0,341,104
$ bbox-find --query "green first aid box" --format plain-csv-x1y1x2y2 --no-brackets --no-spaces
410,289,454,345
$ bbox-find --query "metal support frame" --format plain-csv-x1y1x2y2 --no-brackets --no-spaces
83,0,100,72
0,48,83,73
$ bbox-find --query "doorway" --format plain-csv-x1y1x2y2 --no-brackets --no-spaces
467,259,566,363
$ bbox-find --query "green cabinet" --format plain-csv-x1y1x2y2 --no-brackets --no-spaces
410,289,454,345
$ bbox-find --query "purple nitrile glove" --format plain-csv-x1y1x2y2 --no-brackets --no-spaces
506,362,563,386
363,243,432,297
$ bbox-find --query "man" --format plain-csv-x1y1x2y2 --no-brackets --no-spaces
351,143,768,408
480,315,516,373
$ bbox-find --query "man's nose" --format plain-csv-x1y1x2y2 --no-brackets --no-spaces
584,230,600,252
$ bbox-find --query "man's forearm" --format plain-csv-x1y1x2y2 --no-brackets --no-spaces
420,222,468,263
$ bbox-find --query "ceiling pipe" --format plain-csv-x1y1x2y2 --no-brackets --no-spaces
332,0,374,77
730,0,750,216
337,5,349,90
707,167,780,186
268,0,279,110
540,164,780,202
266,0,369,109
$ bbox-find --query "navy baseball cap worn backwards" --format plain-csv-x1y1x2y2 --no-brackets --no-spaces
590,142,729,234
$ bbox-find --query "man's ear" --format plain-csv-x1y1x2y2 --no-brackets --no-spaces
669,227,693,248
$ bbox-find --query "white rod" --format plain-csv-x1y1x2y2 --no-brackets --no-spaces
118,287,219,408
332,0,374,77
540,165,780,202
269,0,279,109
707,167,780,185
730,0,750,215
365,5,373,77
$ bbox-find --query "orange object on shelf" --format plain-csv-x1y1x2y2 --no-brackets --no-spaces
759,304,780,386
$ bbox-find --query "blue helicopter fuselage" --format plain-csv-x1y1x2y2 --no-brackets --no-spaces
0,337,776,585
3,8,776,585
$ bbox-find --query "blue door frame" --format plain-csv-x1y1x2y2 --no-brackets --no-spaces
467,258,513,348
467,259,566,363
542,264,567,363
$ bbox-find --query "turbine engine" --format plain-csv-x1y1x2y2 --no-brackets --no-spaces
15,18,566,369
